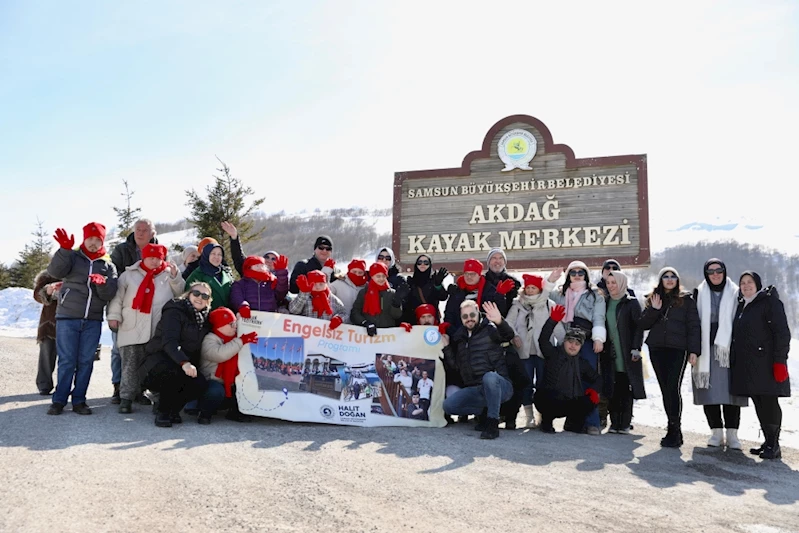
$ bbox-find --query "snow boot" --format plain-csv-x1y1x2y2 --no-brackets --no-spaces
725,428,742,450
707,428,724,447
480,418,500,439
473,409,488,432
111,383,121,405
523,405,537,429
759,425,782,460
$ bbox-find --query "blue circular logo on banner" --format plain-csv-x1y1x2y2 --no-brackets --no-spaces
423,328,441,345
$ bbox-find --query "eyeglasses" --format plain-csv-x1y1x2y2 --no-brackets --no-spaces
190,290,211,300
568,270,586,277
706,268,724,275
416,259,430,266
265,255,277,261
461,312,478,320
316,246,332,251
661,274,678,280
377,255,391,260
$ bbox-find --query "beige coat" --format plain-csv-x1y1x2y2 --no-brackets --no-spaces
200,332,243,382
106,261,185,348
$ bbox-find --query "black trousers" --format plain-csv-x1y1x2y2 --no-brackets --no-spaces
36,338,57,393
703,405,741,429
609,372,634,430
534,390,594,427
649,347,687,427
143,361,208,415
751,395,782,428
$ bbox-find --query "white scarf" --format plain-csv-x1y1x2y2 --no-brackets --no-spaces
693,279,737,388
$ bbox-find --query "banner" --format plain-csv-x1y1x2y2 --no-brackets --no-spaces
235,311,447,428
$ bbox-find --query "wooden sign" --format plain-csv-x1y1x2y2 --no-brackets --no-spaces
392,114,649,272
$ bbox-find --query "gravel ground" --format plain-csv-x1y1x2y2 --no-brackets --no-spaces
1,336,798,533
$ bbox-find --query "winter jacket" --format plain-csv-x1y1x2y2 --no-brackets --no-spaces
506,283,565,359
106,261,185,348
229,268,289,313
550,287,607,342
33,270,60,342
289,255,335,294
329,277,364,313
200,332,244,383
184,267,233,310
485,269,521,317
289,291,349,322
47,247,118,321
139,298,211,379
442,318,515,387
110,232,158,275
538,318,600,401
443,280,507,335
601,294,646,399
350,287,402,328
399,273,448,325
730,286,791,397
639,291,701,354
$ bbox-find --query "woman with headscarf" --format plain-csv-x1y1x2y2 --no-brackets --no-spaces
399,254,449,325
730,271,791,460
602,271,645,434
639,267,700,447
184,243,233,310
691,259,748,449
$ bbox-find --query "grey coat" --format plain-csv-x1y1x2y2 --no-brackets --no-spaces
47,248,118,321
550,287,607,342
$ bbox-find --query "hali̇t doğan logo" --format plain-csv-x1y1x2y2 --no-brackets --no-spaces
498,128,537,171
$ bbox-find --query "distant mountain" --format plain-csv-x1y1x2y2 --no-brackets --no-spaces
655,216,799,255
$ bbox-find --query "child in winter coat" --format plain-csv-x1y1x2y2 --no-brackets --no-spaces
290,270,349,326
330,259,368,312
230,255,289,316
351,263,403,334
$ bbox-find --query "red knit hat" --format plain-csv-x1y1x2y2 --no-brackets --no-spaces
522,274,544,290
463,259,483,275
348,259,366,272
83,222,106,242
307,270,327,284
415,304,436,322
369,262,388,277
197,237,218,254
243,255,266,272
209,307,236,331
142,243,167,261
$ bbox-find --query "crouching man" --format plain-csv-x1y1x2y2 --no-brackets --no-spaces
535,304,601,433
441,300,515,439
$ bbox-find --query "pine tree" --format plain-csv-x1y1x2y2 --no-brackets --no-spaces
11,218,53,288
0,263,12,290
185,157,265,259
113,180,142,239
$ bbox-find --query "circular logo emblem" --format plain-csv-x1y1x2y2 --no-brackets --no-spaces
423,328,441,346
498,128,537,171
319,405,335,419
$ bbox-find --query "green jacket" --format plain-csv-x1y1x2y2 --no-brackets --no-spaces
184,268,232,310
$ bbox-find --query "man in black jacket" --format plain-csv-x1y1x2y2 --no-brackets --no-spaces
535,304,601,434
441,300,515,439
290,235,336,294
484,248,520,317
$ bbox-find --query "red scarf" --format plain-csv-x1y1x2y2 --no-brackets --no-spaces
311,288,334,318
363,280,389,316
132,262,168,314
456,275,486,306
246,269,277,288
347,272,367,287
213,330,239,398
80,244,106,261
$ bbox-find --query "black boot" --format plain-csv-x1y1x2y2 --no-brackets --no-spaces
660,423,683,448
111,383,121,405
118,399,133,414
540,417,556,434
760,425,782,460
474,409,488,431
750,425,766,455
480,417,500,439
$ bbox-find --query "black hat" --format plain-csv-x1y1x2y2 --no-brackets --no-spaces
564,328,586,345
739,271,763,291
314,235,333,249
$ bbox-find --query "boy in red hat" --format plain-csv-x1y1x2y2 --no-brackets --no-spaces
46,222,118,416
289,270,349,328
351,263,403,335
330,259,368,313
230,254,290,316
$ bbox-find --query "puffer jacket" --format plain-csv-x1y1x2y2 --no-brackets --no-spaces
106,261,185,348
506,280,565,359
200,332,244,382
33,270,60,342
443,279,507,336
350,286,402,328
550,286,607,342
329,276,364,313
442,318,515,387
290,255,335,294
229,268,289,312
639,291,701,354
730,286,791,397
47,247,118,321
538,318,600,400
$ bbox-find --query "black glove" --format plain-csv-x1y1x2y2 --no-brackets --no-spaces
447,284,459,296
366,323,377,337
392,281,411,307
431,267,448,287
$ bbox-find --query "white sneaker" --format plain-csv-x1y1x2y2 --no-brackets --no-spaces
708,428,724,447
523,405,537,428
725,428,742,450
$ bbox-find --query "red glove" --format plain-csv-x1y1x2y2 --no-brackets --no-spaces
239,303,251,319
53,228,74,250
774,363,789,383
585,388,599,405
550,304,566,323
329,316,343,330
400,322,413,332
496,279,516,295
273,254,288,270
324,258,336,269
296,274,312,293
240,331,258,344
88,273,106,285
438,322,451,335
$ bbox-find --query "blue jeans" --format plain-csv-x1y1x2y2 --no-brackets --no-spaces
522,357,545,406
111,330,121,384
579,342,600,429
443,371,513,419
200,380,226,415
53,319,102,406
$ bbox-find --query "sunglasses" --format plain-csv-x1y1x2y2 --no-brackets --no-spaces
461,312,478,320
706,268,725,275
661,274,678,280
316,246,332,251
190,289,211,300
377,254,391,260
416,259,430,266
604,265,620,271
265,255,277,261
568,270,586,277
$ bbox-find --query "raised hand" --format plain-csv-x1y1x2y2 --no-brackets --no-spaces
431,267,448,286
650,293,662,310
220,221,238,240
329,315,343,330
240,331,258,345
238,303,251,319
296,274,312,293
88,273,106,285
550,304,566,323
53,228,74,250
323,258,336,269
273,254,288,271
548,267,564,283
482,301,502,324
496,278,516,295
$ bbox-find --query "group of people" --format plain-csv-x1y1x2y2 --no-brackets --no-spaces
33,219,791,460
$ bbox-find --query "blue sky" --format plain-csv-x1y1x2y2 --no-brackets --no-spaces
1,1,797,264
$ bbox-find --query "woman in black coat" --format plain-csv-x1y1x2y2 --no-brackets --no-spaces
601,271,645,434
730,271,791,460
399,254,449,324
639,267,700,448
139,281,213,427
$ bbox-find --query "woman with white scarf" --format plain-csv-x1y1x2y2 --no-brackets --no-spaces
691,259,747,449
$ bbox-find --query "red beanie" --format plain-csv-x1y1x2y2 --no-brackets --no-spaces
209,307,236,331
348,259,366,272
463,259,483,275
415,304,437,322
307,270,327,284
142,243,167,261
522,274,544,290
197,237,218,254
369,262,388,277
83,222,106,242
243,255,266,272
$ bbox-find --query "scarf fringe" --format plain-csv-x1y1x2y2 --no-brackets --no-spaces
692,370,710,389
714,344,730,368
